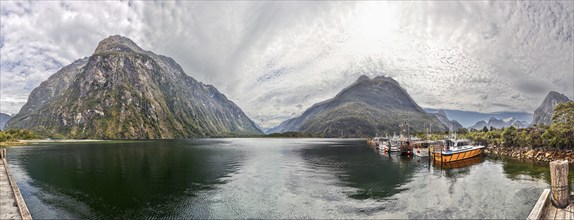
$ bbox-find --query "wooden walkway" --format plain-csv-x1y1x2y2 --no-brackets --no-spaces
544,202,574,219
0,149,32,220
528,188,574,220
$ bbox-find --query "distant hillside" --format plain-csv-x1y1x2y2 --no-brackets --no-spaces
6,35,262,139
267,75,447,137
468,117,528,130
532,91,571,126
0,113,11,130
432,110,463,131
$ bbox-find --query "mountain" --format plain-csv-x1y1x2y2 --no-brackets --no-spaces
503,117,529,128
468,116,528,130
267,75,447,137
423,108,532,127
6,35,262,139
0,113,11,130
432,110,463,131
532,91,571,126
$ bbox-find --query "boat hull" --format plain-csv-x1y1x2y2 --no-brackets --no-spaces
414,148,430,157
433,147,483,163
382,146,400,152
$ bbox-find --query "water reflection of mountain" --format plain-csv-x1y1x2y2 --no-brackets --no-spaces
298,140,418,201
16,140,245,219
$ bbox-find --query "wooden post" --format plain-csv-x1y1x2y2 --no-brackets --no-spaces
550,160,570,208
0,148,5,159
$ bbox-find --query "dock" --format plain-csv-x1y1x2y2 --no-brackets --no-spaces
0,149,32,220
528,160,573,220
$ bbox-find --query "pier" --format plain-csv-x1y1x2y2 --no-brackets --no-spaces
0,149,32,220
528,160,573,220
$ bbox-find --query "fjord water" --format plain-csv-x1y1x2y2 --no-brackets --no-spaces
5,139,562,219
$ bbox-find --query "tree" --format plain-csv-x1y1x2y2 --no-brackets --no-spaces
502,126,517,147
482,126,489,133
543,102,574,149
457,128,469,135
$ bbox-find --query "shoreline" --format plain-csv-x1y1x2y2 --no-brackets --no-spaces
0,139,109,147
484,146,574,164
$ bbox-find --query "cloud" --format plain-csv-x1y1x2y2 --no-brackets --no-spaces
1,1,573,129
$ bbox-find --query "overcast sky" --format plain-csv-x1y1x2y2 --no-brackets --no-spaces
1,1,573,129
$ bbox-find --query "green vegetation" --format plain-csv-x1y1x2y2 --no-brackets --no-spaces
461,102,574,149
0,129,39,142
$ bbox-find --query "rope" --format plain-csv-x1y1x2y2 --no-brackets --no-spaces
550,185,570,191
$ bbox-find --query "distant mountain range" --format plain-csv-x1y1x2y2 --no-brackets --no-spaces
531,91,571,126
468,117,529,130
423,108,532,128
6,35,262,138
267,75,447,137
0,113,11,130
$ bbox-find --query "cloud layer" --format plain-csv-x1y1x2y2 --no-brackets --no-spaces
1,1,573,129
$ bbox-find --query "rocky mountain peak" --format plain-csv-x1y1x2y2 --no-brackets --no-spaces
93,35,145,54
503,117,516,123
543,91,569,104
7,35,262,138
437,110,447,117
432,109,462,131
267,73,447,136
356,75,370,82
532,91,571,126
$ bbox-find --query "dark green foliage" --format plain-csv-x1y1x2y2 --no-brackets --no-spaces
482,126,489,132
542,102,574,149
0,129,38,142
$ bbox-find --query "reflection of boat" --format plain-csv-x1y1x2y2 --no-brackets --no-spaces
434,155,484,169
433,139,485,162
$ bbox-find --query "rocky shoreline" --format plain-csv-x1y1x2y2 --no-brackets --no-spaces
485,146,574,163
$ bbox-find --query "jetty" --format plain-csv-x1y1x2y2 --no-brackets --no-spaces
0,148,32,220
528,160,573,220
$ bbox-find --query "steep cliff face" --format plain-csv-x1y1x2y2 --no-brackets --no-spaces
432,110,463,131
0,113,11,130
267,75,447,137
532,91,571,126
6,35,262,139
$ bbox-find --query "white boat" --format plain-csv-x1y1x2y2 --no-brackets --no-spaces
368,137,383,146
381,137,400,152
413,140,437,157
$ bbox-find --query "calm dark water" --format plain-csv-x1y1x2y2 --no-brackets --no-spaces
4,139,567,219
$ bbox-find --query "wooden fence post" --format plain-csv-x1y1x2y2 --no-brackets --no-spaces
550,160,570,208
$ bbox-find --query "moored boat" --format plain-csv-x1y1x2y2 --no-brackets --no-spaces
413,140,439,157
433,139,485,163
367,137,381,146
